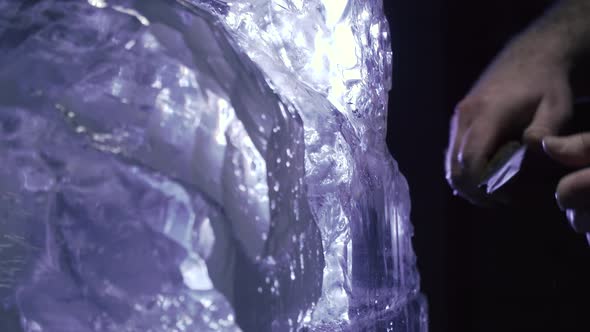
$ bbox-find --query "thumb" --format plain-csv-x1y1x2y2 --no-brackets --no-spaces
543,133,590,167
524,84,572,148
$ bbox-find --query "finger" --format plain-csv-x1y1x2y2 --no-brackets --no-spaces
447,96,527,204
555,167,590,210
524,82,572,147
543,132,590,168
446,99,480,168
565,209,590,234
445,113,461,181
458,116,503,175
445,102,472,188
445,100,489,204
453,111,510,204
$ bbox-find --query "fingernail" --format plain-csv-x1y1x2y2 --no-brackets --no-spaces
555,192,565,211
445,172,452,181
566,209,575,225
566,209,590,233
542,136,557,153
457,151,465,168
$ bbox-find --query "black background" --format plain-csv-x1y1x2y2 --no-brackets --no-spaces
384,1,590,332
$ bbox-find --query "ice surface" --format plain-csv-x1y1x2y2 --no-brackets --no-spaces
0,0,427,331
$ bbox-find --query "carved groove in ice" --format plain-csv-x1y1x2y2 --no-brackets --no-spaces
0,0,427,331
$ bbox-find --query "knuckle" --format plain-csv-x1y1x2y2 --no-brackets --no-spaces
523,128,545,145
455,97,486,116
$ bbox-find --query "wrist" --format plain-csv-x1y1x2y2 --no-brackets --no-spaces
531,0,590,69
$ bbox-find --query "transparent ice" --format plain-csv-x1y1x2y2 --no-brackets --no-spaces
0,0,428,331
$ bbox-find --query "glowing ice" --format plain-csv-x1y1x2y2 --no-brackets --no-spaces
0,0,427,331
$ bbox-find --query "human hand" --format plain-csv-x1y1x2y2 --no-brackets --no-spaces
445,33,573,204
544,134,590,241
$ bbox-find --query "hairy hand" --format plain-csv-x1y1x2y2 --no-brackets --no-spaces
445,35,572,204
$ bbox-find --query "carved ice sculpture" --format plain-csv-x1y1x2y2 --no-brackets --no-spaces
0,0,428,331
